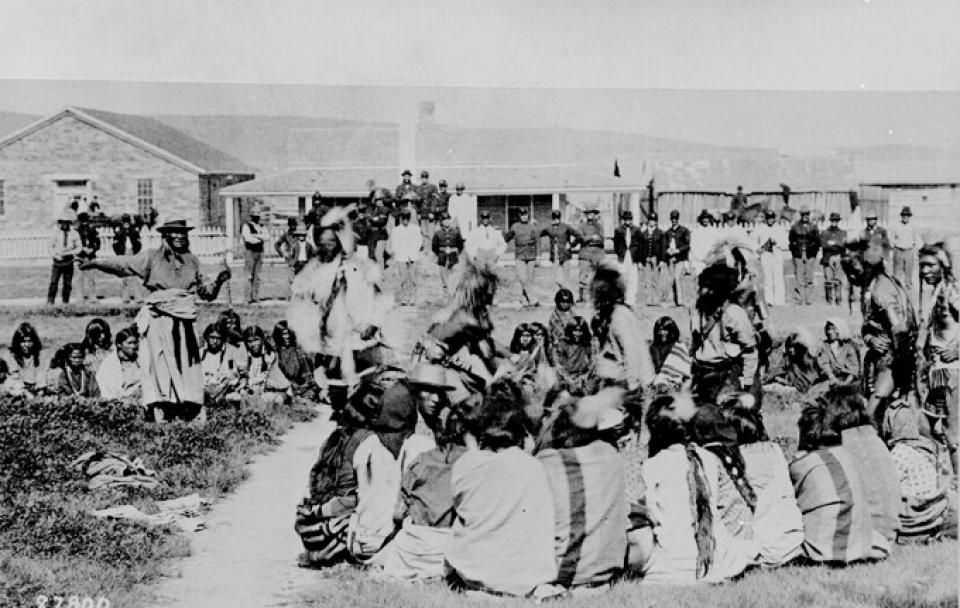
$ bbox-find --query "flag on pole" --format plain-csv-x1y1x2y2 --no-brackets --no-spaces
613,159,621,178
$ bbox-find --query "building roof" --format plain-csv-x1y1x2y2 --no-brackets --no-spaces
0,106,254,174
218,164,644,197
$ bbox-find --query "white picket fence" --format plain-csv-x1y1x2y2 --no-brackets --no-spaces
0,226,230,263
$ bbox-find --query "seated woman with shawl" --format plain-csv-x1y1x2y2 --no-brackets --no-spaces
52,342,101,399
764,328,829,396
649,316,692,392
548,288,576,358
7,322,46,396
296,371,419,567
817,318,861,386
96,325,142,401
445,378,559,598
269,321,317,399
881,399,954,542
217,309,244,349
238,325,275,395
81,317,113,373
628,392,759,584
537,388,628,589
374,364,466,581
555,316,594,395
789,403,890,563
200,322,244,403
722,397,803,566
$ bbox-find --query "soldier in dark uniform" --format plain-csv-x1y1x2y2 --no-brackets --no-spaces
576,206,606,303
663,209,692,305
638,212,665,305
820,212,847,305
352,204,371,260
304,191,328,228
368,192,393,270
113,213,143,303
862,210,890,250
540,209,582,290
505,207,541,307
395,170,418,201
436,179,451,218
76,212,102,301
431,212,464,297
788,206,820,305
417,170,441,242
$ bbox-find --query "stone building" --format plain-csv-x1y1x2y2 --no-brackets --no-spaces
0,106,254,232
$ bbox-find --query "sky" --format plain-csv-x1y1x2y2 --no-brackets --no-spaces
0,0,957,149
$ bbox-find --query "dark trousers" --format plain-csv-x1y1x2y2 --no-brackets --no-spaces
245,249,263,302
47,262,74,304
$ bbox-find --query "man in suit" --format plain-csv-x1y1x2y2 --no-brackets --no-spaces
788,206,821,306
576,206,606,303
613,210,641,305
638,212,665,305
662,209,692,305
431,212,464,298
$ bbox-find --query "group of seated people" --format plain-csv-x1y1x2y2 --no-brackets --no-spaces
764,317,861,395
295,332,955,598
0,310,331,407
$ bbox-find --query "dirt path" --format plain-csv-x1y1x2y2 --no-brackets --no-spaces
149,408,336,608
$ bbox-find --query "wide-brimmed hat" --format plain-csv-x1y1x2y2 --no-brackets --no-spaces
829,212,842,221
407,363,454,391
799,205,811,215
900,206,913,216
156,219,194,233
621,210,633,220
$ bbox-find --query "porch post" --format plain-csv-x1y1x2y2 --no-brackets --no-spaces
551,192,560,211
224,195,235,264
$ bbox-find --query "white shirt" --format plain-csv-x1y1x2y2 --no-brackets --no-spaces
889,221,922,250
753,223,788,254
465,224,507,258
448,193,478,233
689,226,718,270
241,221,266,245
389,222,422,262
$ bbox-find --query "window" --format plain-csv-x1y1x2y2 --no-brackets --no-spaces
0,180,4,215
137,179,153,217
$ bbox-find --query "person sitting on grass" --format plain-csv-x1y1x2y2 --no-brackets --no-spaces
554,316,594,395
537,387,628,589
530,322,553,367
629,391,758,584
296,369,419,567
817,318,861,386
880,399,954,543
239,325,275,394
548,288,576,358
722,397,804,567
764,328,829,396
96,325,141,401
81,317,113,373
200,323,243,403
270,321,317,398
509,322,539,364
445,378,559,599
52,342,100,398
650,315,692,392
7,322,46,396
789,403,890,563
374,364,465,581
822,384,902,547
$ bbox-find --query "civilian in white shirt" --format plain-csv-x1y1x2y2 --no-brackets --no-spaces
241,206,268,303
689,210,717,276
448,182,478,234
889,206,923,297
389,209,423,306
465,211,507,268
753,210,789,306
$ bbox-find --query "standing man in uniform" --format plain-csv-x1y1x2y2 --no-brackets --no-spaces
395,169,417,200
48,208,82,305
241,206,267,303
367,193,392,270
613,210,641,306
663,209,692,306
638,212,665,305
788,206,820,306
505,207,540,307
465,211,507,268
448,181,477,234
753,209,788,307
820,212,847,306
576,205,606,303
431,212,464,299
862,210,890,250
76,212,101,301
416,170,440,242
436,179,451,219
540,209,581,290
890,206,922,300
113,213,143,303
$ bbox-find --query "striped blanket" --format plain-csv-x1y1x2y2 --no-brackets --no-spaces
789,446,890,563
653,342,692,390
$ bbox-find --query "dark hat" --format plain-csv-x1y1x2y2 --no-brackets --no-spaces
441,211,452,220
551,209,562,219
764,209,777,219
900,206,913,216
480,210,491,218
439,179,448,187
287,216,299,227
156,219,194,233
697,209,713,222
647,212,658,221
585,207,600,215
519,207,530,215
829,212,842,221
77,212,90,222
669,209,680,219
311,191,323,202
455,182,465,189
621,210,633,220
401,169,412,177
293,227,307,236
399,209,412,220
723,210,736,220
120,213,132,223
420,170,429,178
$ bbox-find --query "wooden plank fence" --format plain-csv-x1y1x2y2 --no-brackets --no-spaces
0,226,230,262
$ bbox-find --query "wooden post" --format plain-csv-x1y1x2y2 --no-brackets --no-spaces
224,196,235,265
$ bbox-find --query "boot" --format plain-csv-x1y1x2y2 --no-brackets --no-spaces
824,281,834,305
578,287,585,303
834,282,843,306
